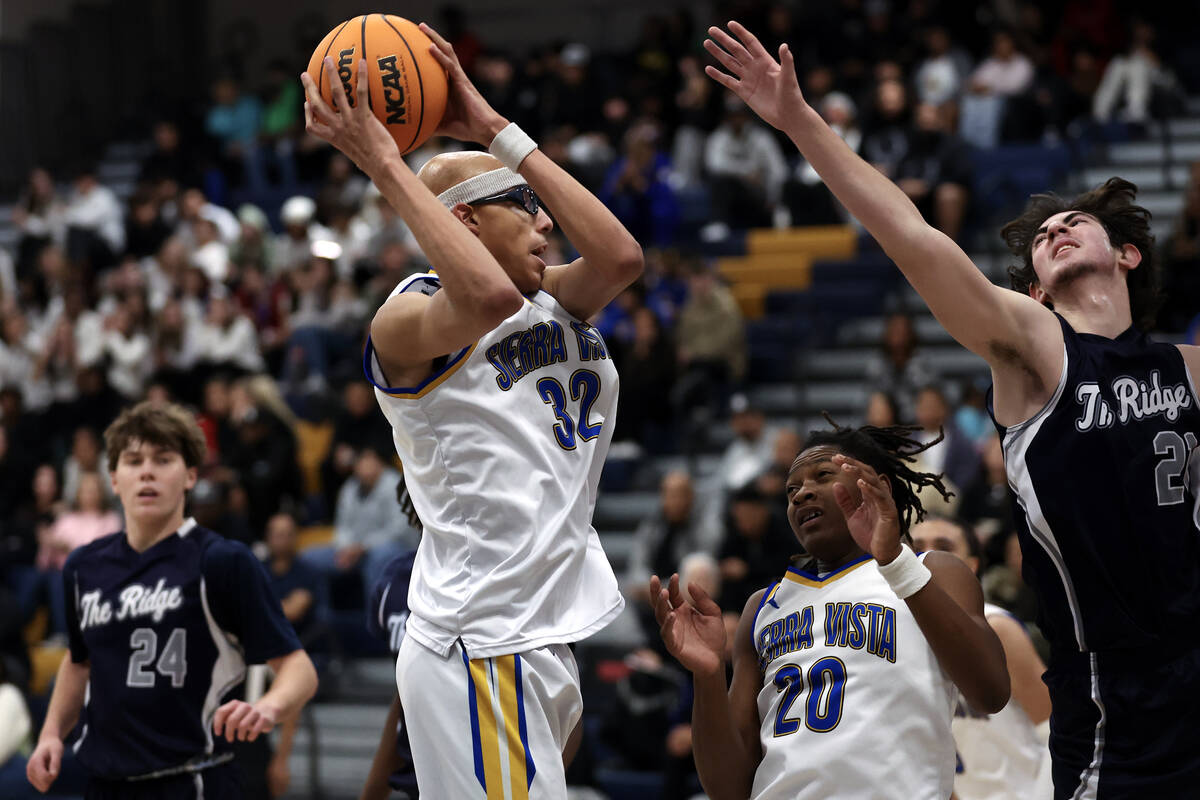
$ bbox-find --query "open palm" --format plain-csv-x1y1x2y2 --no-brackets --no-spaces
703,21,806,131
651,574,726,677
831,455,903,564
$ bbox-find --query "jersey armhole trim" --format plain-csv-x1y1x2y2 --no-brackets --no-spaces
362,335,476,399
1000,340,1070,437
751,582,780,645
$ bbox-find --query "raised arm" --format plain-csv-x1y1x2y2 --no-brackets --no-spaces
705,22,1064,417
301,58,523,374
833,455,1010,713
651,574,762,800
418,23,643,320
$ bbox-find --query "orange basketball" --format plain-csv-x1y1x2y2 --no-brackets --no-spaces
307,15,448,155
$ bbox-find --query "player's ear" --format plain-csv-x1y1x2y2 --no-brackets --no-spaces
1028,281,1051,308
1117,242,1142,273
185,466,198,492
451,202,480,233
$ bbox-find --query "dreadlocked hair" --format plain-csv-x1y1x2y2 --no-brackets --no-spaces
803,414,954,540
395,472,423,536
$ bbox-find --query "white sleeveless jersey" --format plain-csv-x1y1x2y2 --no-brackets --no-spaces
951,604,1051,800
751,553,957,800
365,272,624,659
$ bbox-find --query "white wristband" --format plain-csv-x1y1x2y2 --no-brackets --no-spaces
488,122,537,172
877,545,932,600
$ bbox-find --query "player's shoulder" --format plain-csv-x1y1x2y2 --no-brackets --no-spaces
63,530,125,571
388,271,442,300
194,527,258,574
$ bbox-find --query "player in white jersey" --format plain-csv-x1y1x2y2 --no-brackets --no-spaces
301,25,642,800
912,518,1052,800
651,423,1010,800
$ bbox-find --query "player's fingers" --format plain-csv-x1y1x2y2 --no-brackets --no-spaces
221,703,252,741
688,582,722,616
832,481,858,517
728,20,770,59
47,746,61,778
324,56,351,114
652,588,671,626
707,25,752,65
704,64,741,93
703,38,743,74
660,610,678,647
355,58,370,112
239,709,264,741
667,573,686,609
425,41,457,74
212,702,233,733
780,43,796,77
418,22,453,56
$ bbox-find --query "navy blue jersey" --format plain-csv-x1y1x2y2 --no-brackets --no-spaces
63,519,301,780
989,315,1200,655
365,550,418,795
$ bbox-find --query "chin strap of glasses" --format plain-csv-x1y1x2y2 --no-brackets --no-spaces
436,167,527,210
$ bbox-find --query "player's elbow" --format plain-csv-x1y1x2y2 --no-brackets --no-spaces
478,286,525,325
967,672,1011,715
613,242,645,283
290,650,320,704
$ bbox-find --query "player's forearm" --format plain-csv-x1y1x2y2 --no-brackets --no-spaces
781,105,938,263
368,157,522,314
905,583,1011,714
359,694,403,800
690,670,758,800
517,149,644,285
39,657,89,742
261,650,318,719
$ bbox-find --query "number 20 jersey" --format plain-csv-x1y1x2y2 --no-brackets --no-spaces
750,554,957,800
364,273,624,660
990,315,1200,654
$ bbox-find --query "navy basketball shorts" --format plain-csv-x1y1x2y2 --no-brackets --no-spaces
85,760,242,800
1045,645,1200,799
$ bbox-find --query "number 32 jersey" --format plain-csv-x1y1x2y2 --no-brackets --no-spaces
750,554,957,800
365,273,624,660
63,519,301,779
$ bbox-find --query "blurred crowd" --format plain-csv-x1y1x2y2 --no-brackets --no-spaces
3,0,1200,793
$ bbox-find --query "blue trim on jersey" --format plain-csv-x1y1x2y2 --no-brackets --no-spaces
361,334,472,396
785,553,874,582
514,654,536,788
751,582,779,639
463,648,488,793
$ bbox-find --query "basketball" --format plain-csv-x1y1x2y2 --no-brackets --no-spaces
306,15,448,155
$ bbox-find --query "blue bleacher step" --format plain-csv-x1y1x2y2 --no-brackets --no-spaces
1083,164,1190,192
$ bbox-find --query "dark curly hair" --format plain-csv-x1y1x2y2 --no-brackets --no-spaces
800,416,954,540
1000,177,1161,330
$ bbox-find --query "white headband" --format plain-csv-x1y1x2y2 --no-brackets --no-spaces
436,167,527,209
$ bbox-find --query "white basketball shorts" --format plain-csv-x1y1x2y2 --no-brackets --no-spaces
396,635,582,799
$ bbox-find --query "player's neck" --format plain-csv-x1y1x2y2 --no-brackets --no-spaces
1051,275,1133,338
125,507,188,552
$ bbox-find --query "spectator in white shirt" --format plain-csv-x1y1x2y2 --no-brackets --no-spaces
968,29,1034,97
99,301,151,400
63,166,124,268
194,287,265,375
704,95,788,229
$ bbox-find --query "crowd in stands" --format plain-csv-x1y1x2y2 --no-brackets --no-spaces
3,0,1200,794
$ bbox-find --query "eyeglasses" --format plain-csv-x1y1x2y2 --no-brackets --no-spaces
470,185,541,216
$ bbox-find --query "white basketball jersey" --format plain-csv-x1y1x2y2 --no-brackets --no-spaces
751,552,957,800
951,604,1052,800
365,273,624,659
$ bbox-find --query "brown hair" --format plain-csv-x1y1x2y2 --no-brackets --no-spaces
104,401,208,472
1000,177,1162,330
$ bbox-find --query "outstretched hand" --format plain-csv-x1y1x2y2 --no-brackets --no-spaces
703,21,807,131
301,57,399,175
831,454,904,565
418,22,507,146
650,573,726,678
